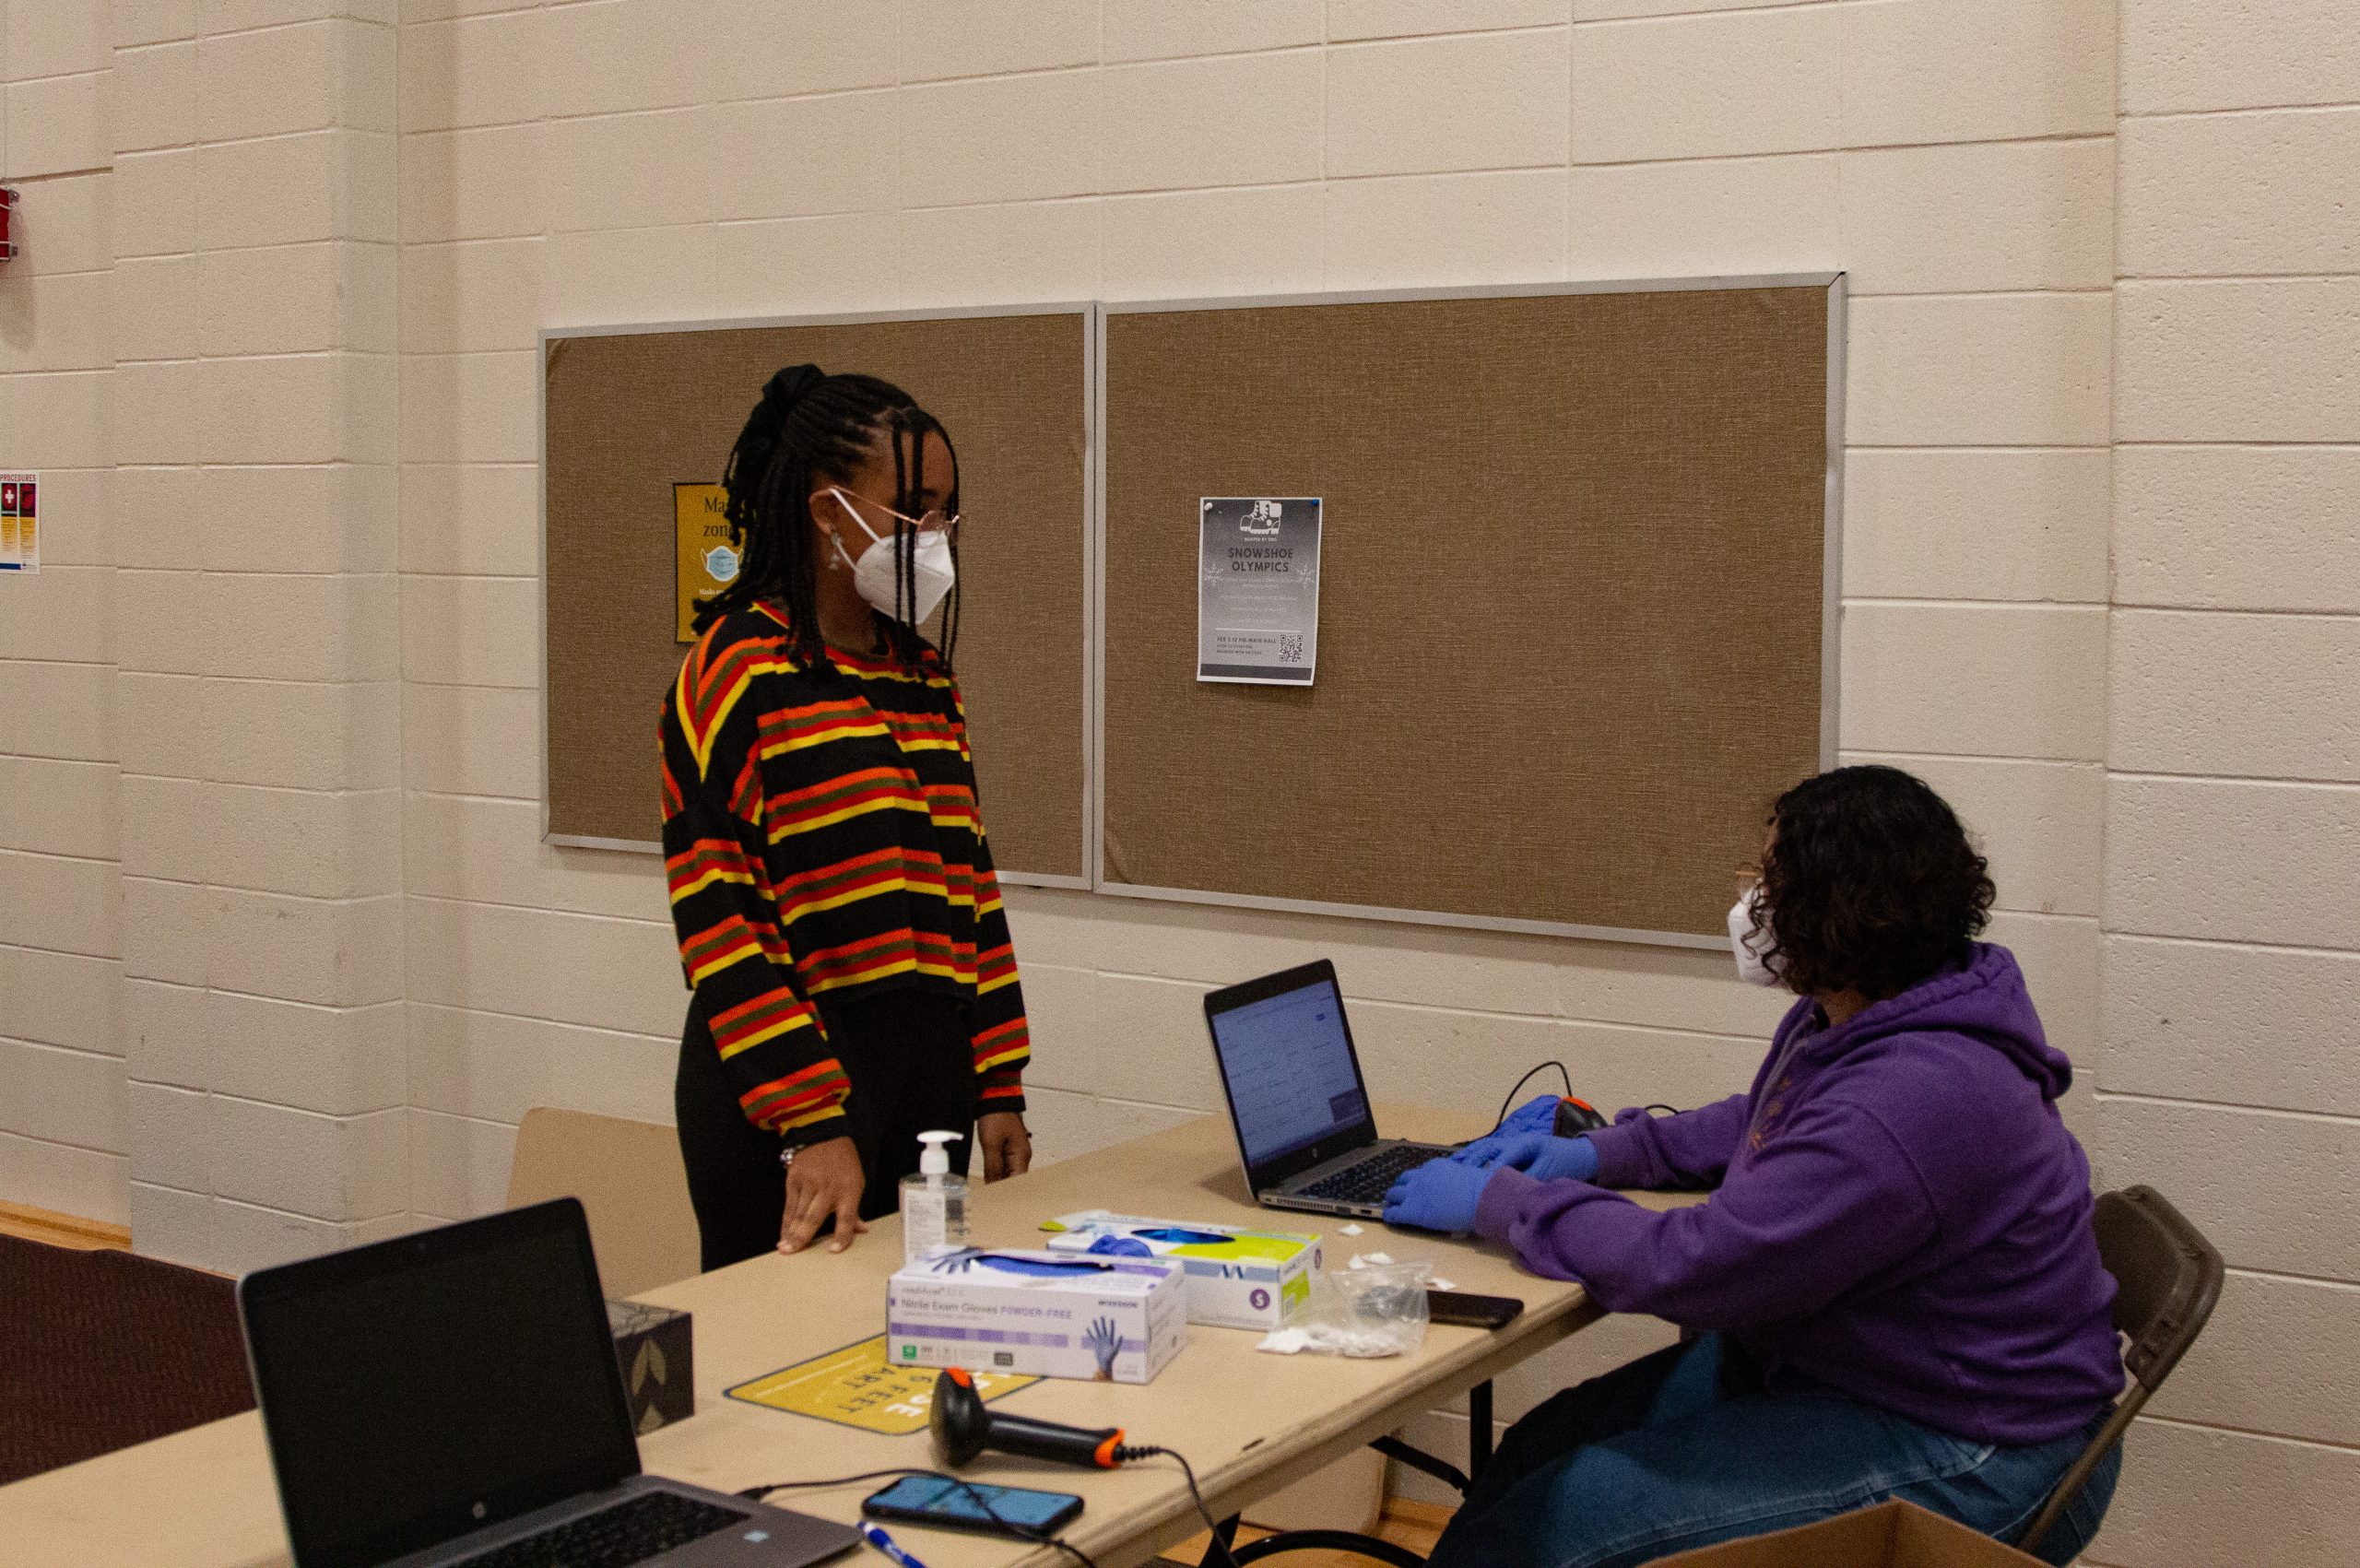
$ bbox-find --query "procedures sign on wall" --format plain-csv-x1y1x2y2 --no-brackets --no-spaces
0,472,38,572
1197,496,1321,684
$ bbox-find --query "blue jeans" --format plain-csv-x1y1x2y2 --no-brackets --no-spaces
1428,1334,2118,1568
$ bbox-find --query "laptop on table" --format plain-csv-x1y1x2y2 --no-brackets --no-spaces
238,1197,858,1568
1202,959,1456,1220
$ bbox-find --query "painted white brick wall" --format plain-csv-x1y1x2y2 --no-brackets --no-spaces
106,0,410,1277
2095,2,2360,1561
0,0,125,1227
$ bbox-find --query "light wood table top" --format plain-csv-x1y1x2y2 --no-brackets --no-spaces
0,1106,1684,1568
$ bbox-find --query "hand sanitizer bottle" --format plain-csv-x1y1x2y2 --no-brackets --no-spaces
900,1130,968,1263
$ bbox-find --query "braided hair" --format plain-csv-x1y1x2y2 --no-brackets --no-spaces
697,363,962,671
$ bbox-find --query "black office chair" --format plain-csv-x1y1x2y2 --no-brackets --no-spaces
2015,1184,2224,1558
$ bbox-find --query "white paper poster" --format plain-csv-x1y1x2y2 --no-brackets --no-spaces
1197,496,1321,685
0,472,38,573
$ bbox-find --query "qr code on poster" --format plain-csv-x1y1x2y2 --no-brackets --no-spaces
1277,632,1305,664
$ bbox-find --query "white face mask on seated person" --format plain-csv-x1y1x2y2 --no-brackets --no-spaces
1728,883,1780,987
825,486,957,626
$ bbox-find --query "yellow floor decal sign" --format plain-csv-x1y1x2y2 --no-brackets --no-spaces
726,1335,1039,1434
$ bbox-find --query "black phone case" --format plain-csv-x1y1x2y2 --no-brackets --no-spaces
862,1481,1084,1538
1427,1290,1525,1328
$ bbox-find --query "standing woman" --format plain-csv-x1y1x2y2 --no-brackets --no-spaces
661,364,1032,1271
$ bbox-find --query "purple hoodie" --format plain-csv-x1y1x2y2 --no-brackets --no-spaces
1474,943,2123,1445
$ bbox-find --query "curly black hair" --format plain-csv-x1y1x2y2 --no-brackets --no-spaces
1751,765,1996,1001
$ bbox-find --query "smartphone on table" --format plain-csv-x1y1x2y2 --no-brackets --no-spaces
1427,1290,1524,1329
862,1476,1085,1537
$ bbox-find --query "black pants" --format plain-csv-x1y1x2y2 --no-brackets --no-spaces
675,986,978,1273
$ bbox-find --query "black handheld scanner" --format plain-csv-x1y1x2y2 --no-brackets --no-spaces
930,1367,1129,1469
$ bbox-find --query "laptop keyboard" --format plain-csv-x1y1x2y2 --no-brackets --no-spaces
450,1491,748,1568
1296,1145,1438,1207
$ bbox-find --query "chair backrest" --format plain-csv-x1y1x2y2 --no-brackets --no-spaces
2016,1183,2226,1555
2095,1185,2225,1395
505,1108,702,1298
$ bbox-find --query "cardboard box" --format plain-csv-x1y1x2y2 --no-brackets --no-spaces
1242,1447,1386,1536
1656,1500,2046,1567
1038,1209,1323,1331
887,1247,1188,1384
606,1299,693,1435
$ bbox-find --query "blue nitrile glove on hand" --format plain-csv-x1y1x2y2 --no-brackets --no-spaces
1383,1157,1496,1235
1452,1093,1564,1168
1485,1133,1599,1184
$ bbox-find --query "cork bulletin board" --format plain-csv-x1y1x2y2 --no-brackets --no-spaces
1097,278,1842,943
542,307,1092,881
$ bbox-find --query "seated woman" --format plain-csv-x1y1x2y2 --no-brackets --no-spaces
1385,765,2123,1568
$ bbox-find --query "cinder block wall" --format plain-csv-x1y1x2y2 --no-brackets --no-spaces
2081,4,2360,1560
1,1,2355,1560
0,0,123,1227
106,1,408,1274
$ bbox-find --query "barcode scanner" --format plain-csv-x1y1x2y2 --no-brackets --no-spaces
929,1368,1136,1470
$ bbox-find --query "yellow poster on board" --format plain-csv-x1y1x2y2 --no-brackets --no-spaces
674,482,735,643
726,1335,1039,1434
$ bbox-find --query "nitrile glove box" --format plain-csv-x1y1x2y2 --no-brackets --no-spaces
1037,1210,1323,1331
886,1247,1188,1385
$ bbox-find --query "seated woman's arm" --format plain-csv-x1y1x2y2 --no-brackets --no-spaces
1476,1094,1935,1329
1582,1094,1752,1192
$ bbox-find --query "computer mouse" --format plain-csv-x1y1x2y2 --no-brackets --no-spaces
1553,1097,1610,1135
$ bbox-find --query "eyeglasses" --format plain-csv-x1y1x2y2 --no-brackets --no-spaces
1734,862,1764,897
827,487,961,548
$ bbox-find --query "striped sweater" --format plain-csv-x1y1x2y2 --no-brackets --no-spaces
659,602,1029,1138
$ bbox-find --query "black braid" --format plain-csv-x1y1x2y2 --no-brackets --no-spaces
697,365,961,673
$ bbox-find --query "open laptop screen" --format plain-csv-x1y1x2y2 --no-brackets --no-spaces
240,1199,638,1568
1206,963,1375,1173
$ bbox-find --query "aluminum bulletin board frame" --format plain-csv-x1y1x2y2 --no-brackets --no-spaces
1090,273,1847,951
534,276,1844,946
537,301,1101,891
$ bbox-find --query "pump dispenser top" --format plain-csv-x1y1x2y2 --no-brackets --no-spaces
917,1130,962,1179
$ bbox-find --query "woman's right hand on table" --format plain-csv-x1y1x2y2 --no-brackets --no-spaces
778,1136,868,1255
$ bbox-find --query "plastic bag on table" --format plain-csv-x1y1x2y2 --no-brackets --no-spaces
1257,1259,1431,1358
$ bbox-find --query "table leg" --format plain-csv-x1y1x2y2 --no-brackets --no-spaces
1468,1380,1493,1480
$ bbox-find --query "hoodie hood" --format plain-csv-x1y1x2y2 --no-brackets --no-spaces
1789,942,2071,1102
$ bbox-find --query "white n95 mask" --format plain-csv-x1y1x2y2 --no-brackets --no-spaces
1729,884,1780,987
827,488,956,626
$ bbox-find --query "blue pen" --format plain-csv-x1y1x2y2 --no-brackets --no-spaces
860,1521,932,1568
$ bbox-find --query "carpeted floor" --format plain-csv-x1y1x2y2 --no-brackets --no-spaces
0,1232,256,1485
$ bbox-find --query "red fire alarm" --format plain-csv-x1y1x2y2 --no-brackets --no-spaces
0,187,17,262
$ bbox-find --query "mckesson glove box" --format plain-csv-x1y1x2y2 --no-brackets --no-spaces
886,1247,1187,1385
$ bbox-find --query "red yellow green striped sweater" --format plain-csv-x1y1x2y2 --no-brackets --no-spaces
660,602,1029,1139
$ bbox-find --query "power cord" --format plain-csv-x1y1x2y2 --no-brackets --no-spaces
1489,1060,1575,1133
1115,1446,1238,1568
738,1467,1103,1568
1644,1103,1682,1116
